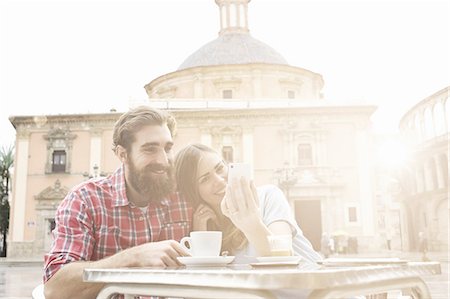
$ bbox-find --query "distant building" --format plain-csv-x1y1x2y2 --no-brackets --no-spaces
8,0,377,258
396,86,449,251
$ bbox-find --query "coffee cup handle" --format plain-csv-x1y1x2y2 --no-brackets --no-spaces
180,236,192,253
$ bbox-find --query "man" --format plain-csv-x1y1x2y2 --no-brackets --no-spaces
44,106,192,299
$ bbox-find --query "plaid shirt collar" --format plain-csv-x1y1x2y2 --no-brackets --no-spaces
110,164,170,208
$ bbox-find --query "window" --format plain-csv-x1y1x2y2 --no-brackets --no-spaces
52,150,66,172
433,102,446,136
424,107,434,139
222,89,233,99
288,90,296,99
348,207,357,222
297,144,313,166
222,146,234,163
44,128,76,174
48,218,56,234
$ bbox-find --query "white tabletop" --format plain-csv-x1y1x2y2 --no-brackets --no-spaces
83,261,441,299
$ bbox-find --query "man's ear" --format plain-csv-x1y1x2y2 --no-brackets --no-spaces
115,145,128,163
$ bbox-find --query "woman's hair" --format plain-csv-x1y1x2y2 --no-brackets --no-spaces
112,105,176,152
174,143,247,253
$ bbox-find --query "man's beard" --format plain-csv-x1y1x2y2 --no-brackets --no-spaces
127,158,175,203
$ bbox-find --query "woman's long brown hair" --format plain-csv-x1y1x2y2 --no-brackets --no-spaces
174,144,247,253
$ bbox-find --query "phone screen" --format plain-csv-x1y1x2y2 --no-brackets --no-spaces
227,163,252,184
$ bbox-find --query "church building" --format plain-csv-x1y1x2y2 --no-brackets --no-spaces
8,0,377,258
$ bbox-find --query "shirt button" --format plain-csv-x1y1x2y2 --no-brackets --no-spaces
139,216,144,221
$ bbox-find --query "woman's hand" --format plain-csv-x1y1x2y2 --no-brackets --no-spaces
192,204,218,231
220,177,262,232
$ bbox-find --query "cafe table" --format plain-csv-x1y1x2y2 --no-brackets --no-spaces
83,260,441,299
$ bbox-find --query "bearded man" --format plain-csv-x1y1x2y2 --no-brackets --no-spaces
43,106,192,299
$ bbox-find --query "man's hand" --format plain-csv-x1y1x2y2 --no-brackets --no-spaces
131,240,190,267
44,239,190,299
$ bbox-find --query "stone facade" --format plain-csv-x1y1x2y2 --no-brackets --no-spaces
7,0,379,258
396,86,449,251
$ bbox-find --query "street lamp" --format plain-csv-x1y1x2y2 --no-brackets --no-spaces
275,162,298,202
83,164,100,180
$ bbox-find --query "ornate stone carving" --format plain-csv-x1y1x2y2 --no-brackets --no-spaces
43,127,77,173
35,179,69,203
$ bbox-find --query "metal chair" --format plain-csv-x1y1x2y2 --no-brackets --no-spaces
31,283,45,299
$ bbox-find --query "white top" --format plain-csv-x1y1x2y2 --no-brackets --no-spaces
235,184,322,263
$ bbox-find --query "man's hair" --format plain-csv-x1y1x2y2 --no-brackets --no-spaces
112,106,176,152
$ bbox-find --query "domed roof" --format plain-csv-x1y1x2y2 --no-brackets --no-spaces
178,33,289,70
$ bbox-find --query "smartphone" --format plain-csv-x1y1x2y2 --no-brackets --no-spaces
227,163,252,184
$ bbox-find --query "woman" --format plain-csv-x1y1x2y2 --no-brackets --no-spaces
174,144,321,263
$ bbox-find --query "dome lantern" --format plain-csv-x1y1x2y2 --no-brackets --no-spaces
177,0,288,70
216,0,250,35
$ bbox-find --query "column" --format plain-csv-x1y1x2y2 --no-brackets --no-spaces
11,131,29,242
242,129,254,169
355,128,374,235
90,129,103,175
201,132,212,147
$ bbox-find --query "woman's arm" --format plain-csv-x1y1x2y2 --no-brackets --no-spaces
222,178,293,256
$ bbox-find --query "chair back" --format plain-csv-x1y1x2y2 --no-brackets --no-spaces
31,283,45,299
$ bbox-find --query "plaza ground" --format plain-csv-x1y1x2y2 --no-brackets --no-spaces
0,251,448,299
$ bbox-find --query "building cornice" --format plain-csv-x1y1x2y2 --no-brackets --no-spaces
9,112,122,129
399,86,449,128
145,63,324,94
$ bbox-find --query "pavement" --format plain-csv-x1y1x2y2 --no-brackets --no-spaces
0,251,448,299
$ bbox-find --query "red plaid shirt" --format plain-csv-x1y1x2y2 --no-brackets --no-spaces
44,165,192,283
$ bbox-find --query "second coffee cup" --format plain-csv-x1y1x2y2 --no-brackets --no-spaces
180,231,222,257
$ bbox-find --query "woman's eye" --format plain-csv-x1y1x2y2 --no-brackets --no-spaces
199,176,209,184
217,164,225,172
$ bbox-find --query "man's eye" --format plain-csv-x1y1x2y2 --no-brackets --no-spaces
145,147,158,154
165,146,173,153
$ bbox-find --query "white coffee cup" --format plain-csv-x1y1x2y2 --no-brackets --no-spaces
267,234,293,256
180,231,222,257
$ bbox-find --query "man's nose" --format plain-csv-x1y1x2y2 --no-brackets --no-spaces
156,150,170,165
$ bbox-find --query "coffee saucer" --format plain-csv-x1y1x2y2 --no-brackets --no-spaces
255,256,302,263
177,256,235,266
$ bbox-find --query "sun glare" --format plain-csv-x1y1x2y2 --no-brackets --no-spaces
377,139,410,170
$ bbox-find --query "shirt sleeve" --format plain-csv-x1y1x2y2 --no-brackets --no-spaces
259,185,322,263
43,188,95,283
258,184,297,233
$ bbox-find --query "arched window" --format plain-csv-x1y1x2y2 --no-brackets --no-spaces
297,144,313,166
446,98,450,131
424,107,434,139
52,150,66,173
229,3,237,27
222,89,233,99
433,102,446,136
44,128,76,174
438,154,448,188
287,90,296,99
222,146,234,163
427,159,438,191
414,113,422,142
415,165,425,193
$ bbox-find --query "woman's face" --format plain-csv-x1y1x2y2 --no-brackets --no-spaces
196,152,228,210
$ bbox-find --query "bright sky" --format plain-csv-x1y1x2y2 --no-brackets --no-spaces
1,0,449,149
